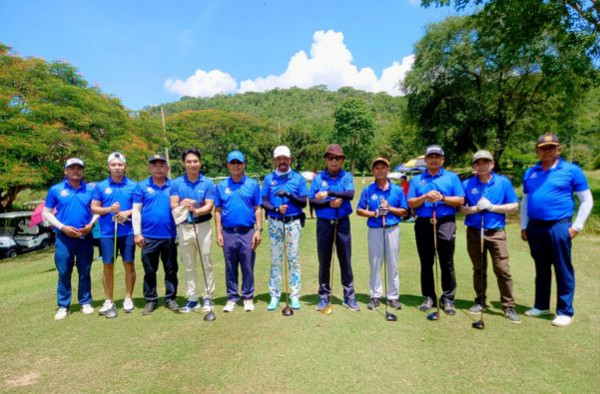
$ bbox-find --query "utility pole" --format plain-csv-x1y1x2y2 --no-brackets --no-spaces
160,106,172,178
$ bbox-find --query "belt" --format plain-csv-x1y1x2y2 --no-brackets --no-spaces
529,218,571,226
317,217,349,225
183,214,212,225
223,226,253,234
416,215,455,223
269,214,302,223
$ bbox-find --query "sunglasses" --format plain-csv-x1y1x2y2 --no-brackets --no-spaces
229,160,244,165
326,156,344,162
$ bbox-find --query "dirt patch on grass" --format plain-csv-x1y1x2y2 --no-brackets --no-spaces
5,371,40,388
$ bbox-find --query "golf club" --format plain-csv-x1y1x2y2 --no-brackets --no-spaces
472,214,485,330
192,221,216,322
321,213,338,315
105,219,119,318
382,215,397,322
426,206,441,321
281,218,293,316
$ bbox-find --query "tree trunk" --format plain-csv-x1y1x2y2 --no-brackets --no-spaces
0,186,25,213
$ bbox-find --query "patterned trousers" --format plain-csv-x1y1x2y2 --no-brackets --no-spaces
268,218,302,298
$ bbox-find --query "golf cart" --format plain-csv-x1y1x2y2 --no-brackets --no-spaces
0,211,54,259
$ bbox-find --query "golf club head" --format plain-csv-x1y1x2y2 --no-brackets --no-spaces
321,304,333,315
204,311,216,321
282,305,294,316
426,311,440,321
385,312,397,322
472,320,485,329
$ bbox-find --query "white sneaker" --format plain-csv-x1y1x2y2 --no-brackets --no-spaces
123,298,134,313
551,315,573,327
202,298,213,313
223,300,237,313
98,300,113,315
54,307,69,320
243,299,254,312
81,304,94,314
524,307,552,317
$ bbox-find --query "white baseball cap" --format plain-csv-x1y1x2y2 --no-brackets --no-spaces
107,152,126,164
273,145,291,158
65,158,84,168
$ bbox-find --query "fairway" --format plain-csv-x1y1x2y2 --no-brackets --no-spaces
1,206,599,392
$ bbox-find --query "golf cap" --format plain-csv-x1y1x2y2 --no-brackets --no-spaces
472,150,494,163
273,145,291,158
107,152,126,164
148,154,167,164
65,158,84,168
324,144,346,158
425,145,445,157
227,150,245,163
371,157,390,169
536,133,560,147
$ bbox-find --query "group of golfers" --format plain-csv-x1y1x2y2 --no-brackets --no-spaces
44,132,593,327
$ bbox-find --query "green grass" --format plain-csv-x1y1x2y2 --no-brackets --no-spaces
1,203,599,391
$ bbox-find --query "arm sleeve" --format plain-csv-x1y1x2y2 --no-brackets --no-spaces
287,193,307,208
43,207,63,230
328,190,355,200
132,203,142,235
520,194,529,230
572,189,593,232
261,195,277,212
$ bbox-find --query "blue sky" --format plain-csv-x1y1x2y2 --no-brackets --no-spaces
1,1,456,110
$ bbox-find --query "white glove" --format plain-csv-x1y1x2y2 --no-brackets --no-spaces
377,205,389,217
477,197,494,212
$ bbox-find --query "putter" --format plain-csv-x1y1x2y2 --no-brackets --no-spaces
382,215,397,322
321,215,337,315
426,207,441,321
105,219,119,319
472,215,485,330
281,218,293,316
192,221,216,322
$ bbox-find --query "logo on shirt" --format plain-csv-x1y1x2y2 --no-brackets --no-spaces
225,187,232,195
60,190,69,197
420,179,427,186
271,181,277,186
530,172,537,179
104,187,113,195
146,187,155,194
471,188,479,195
371,194,378,201
321,181,328,187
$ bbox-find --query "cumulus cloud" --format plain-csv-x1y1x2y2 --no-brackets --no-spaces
164,69,237,97
164,30,413,98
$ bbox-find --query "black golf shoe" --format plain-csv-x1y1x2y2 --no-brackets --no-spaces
166,299,179,312
443,300,456,316
387,299,403,310
142,301,157,315
419,297,434,311
367,298,381,310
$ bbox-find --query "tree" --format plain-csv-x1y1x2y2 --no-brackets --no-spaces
332,98,375,174
402,8,597,166
0,44,134,211
280,122,327,172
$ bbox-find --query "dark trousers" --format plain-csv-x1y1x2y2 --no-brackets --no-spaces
317,217,355,301
466,227,515,309
223,228,255,302
141,237,178,302
54,232,94,308
415,216,457,303
526,219,574,316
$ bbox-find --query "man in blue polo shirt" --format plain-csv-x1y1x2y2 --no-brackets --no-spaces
461,150,520,323
215,150,262,313
407,145,465,315
261,145,308,311
309,144,359,312
91,152,137,318
521,133,594,327
43,158,98,320
132,154,179,315
357,157,408,311
170,148,216,314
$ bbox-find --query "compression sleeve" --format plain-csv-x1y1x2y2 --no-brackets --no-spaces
572,189,593,232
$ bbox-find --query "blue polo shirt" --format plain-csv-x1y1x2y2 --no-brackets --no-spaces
462,173,518,229
133,177,176,239
92,176,137,237
170,173,216,216
45,179,93,230
357,180,408,228
407,168,465,218
308,169,354,220
523,159,589,221
215,175,261,228
261,171,309,219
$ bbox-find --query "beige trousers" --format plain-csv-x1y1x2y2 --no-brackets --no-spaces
177,221,215,301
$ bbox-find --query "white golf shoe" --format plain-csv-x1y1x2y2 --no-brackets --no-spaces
243,299,255,312
81,304,94,314
551,315,573,327
54,307,69,320
223,300,237,313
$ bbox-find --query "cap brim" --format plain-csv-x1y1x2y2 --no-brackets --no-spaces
537,142,559,147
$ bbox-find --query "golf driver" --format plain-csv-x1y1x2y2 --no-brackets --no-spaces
472,215,485,330
382,215,397,322
192,221,216,322
281,219,293,316
321,214,338,315
426,207,441,321
104,219,119,319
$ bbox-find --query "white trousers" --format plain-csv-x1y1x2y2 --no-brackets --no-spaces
177,221,215,301
368,225,400,299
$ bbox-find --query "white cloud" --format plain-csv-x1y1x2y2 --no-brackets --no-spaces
164,69,237,97
164,30,414,98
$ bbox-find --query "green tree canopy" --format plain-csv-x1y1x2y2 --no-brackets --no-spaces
332,98,375,174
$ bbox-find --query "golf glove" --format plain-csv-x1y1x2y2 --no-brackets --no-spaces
377,205,389,217
477,198,494,212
